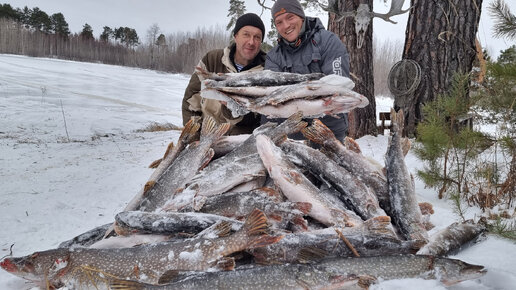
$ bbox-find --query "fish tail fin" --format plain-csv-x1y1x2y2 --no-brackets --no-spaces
363,216,393,235
109,279,145,290
200,116,230,142
294,202,312,215
418,202,435,215
180,116,201,143
247,234,284,249
148,157,162,168
199,148,215,171
242,208,268,236
344,136,361,154
271,111,307,140
301,119,337,145
143,180,156,195
239,208,283,249
291,216,309,231
162,141,175,158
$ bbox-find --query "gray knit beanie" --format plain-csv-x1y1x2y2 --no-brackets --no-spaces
271,0,305,21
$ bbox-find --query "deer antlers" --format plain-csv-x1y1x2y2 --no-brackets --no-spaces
373,0,411,24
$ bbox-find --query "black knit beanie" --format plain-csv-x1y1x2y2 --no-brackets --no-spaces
271,0,305,21
233,13,265,41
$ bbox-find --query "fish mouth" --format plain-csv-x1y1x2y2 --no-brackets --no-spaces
442,265,487,286
0,258,18,273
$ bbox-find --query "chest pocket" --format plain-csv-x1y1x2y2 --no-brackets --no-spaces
303,39,323,73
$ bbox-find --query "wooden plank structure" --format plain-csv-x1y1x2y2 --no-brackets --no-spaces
377,112,392,135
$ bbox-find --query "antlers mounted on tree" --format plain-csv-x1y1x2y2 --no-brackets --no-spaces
373,0,411,24
323,0,411,48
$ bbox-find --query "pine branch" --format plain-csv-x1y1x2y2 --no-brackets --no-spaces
489,0,516,40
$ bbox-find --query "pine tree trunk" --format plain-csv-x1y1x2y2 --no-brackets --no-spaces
398,0,483,137
328,0,377,139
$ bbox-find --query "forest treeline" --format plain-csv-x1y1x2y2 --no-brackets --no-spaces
0,3,399,95
0,4,230,74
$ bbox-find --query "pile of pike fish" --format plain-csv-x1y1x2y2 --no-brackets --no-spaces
1,71,488,289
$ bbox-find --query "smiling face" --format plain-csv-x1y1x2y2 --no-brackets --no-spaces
234,25,263,67
274,12,304,43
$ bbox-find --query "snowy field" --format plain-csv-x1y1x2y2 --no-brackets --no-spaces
0,54,515,289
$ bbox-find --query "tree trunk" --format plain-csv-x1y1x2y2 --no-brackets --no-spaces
398,0,483,137
328,0,377,139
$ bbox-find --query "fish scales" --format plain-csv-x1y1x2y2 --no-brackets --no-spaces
302,119,393,215
137,117,229,212
109,254,485,289
0,209,281,288
385,109,429,243
417,220,487,256
110,264,372,290
164,112,307,211
114,211,243,236
318,254,486,286
281,140,388,221
256,134,363,227
201,69,325,87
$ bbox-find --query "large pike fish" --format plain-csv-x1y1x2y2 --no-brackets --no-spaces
249,216,416,264
0,209,281,288
114,211,242,236
281,140,388,221
318,254,486,286
179,188,311,231
199,67,324,87
417,219,487,256
110,264,374,290
251,74,355,106
137,116,230,212
256,134,363,227
163,112,307,211
385,109,428,243
109,254,485,289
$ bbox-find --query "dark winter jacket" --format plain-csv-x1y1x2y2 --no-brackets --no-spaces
263,17,351,141
182,43,266,135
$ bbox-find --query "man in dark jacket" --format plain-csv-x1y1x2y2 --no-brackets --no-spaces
182,13,266,135
264,0,351,140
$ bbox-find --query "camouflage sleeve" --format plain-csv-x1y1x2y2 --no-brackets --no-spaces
320,32,350,77
181,73,202,126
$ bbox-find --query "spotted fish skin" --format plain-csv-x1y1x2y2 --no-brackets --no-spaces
110,263,373,290
0,209,281,288
385,109,428,244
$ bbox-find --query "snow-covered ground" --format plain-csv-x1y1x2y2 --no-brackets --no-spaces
0,54,514,289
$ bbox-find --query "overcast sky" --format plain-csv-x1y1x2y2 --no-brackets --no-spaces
3,0,514,59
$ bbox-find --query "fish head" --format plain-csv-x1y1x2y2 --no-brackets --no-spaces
435,257,487,286
1,249,69,286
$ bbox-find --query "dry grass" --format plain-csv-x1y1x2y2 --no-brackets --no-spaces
135,122,182,133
